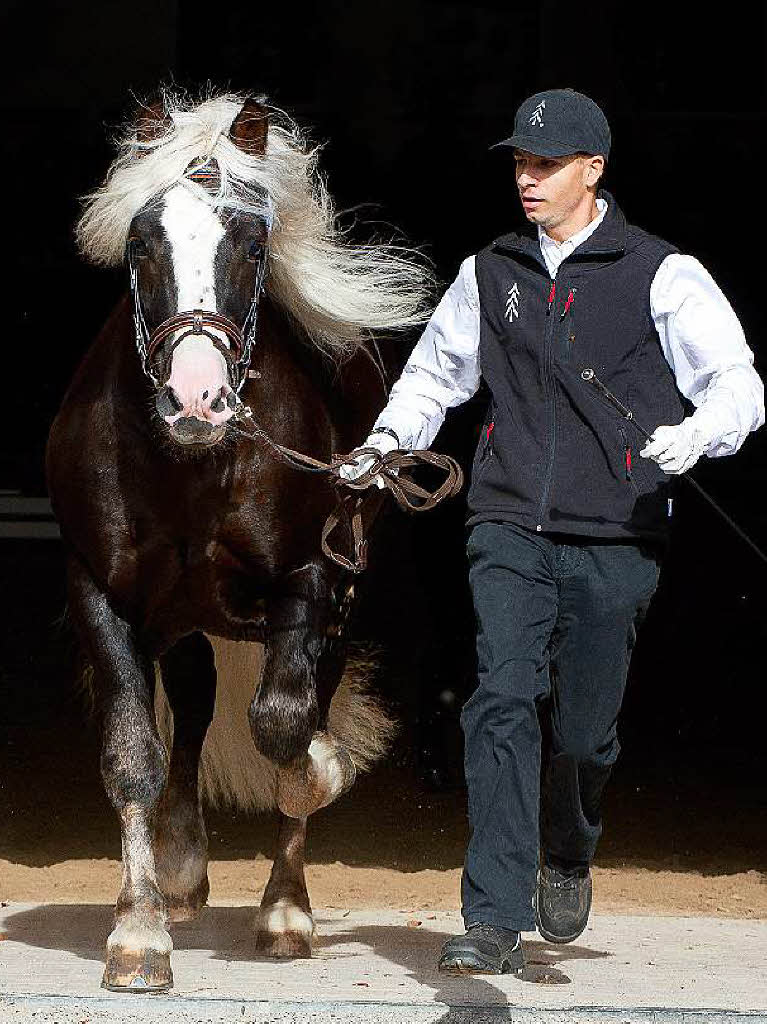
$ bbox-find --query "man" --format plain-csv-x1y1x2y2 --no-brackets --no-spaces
343,88,764,975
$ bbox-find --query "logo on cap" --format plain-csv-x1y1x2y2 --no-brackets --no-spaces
505,283,520,322
528,100,546,128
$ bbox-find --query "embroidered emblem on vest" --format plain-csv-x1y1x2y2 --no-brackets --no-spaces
505,283,520,322
528,100,546,128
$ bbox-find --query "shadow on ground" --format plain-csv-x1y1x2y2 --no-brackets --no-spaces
2,902,612,1010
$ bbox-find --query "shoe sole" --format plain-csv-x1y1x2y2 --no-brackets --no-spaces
534,920,586,944
438,949,524,976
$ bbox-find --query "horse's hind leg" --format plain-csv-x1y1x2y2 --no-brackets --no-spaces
154,632,216,922
67,558,172,992
256,814,314,958
252,567,355,957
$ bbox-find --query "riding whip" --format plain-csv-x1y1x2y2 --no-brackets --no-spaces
580,368,767,566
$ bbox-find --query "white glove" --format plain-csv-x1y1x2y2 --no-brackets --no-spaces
639,412,715,475
338,430,400,488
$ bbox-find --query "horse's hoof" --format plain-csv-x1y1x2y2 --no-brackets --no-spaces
256,899,314,959
256,929,313,959
166,900,206,924
331,741,357,799
101,948,173,992
164,878,210,923
276,735,357,817
275,785,311,819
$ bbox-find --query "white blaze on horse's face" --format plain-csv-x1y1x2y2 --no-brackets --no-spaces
160,184,235,431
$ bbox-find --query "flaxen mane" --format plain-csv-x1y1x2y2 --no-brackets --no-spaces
76,88,437,357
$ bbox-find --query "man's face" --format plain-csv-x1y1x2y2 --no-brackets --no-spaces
514,150,602,232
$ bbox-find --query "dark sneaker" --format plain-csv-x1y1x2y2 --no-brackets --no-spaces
438,923,524,975
534,862,592,944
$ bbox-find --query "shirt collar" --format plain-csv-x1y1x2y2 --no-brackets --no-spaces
491,191,626,270
538,196,608,257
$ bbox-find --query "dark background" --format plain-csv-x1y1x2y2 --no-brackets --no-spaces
2,2,766,833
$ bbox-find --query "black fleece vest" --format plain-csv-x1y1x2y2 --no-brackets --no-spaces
467,191,686,541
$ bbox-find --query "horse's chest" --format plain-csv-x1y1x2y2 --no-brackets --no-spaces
131,532,270,647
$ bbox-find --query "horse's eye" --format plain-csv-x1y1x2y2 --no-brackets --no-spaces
129,237,149,259
247,241,263,262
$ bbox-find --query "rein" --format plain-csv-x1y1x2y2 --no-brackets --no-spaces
229,405,464,573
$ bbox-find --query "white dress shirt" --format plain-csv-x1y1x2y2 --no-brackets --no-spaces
373,202,764,455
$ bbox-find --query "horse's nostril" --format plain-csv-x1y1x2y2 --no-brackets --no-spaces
156,386,183,419
202,390,209,400
210,396,225,413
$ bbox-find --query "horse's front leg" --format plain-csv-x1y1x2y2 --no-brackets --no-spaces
249,560,356,820
67,557,173,992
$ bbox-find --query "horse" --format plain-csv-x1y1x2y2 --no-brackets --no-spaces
46,89,435,992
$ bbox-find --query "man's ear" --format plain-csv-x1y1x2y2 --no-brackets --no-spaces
585,154,605,188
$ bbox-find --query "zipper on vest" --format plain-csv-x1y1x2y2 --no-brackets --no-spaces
536,286,559,531
560,287,575,319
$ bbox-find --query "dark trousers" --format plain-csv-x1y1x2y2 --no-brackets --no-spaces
461,521,661,932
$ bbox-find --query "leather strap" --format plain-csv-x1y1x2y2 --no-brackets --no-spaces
228,414,464,573
146,309,245,364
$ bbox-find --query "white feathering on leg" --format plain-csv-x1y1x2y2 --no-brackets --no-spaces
258,898,315,940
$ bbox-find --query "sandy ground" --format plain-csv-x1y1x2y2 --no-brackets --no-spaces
1,752,764,918
2,858,764,919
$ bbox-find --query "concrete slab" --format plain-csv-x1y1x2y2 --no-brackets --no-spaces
0,904,765,1022
0,495,60,538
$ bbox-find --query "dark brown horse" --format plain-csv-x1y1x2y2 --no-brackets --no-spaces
46,90,434,991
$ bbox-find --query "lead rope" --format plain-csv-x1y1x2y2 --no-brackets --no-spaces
229,406,464,573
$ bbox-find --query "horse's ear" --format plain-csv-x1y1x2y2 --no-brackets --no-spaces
229,98,269,156
135,100,172,145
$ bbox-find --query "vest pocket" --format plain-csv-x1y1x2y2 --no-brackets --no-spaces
473,407,496,485
483,419,495,459
480,403,496,460
618,426,638,493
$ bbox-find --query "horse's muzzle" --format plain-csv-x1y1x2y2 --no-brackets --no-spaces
166,415,227,446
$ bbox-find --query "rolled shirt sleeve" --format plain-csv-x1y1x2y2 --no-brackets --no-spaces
651,254,765,456
372,256,481,450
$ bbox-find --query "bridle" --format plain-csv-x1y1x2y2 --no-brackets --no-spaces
126,231,268,394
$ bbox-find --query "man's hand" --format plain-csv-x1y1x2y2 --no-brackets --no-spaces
640,416,710,475
338,431,400,488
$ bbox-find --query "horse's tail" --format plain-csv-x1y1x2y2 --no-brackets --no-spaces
154,638,396,812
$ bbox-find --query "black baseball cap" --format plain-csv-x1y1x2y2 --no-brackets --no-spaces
492,88,611,159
